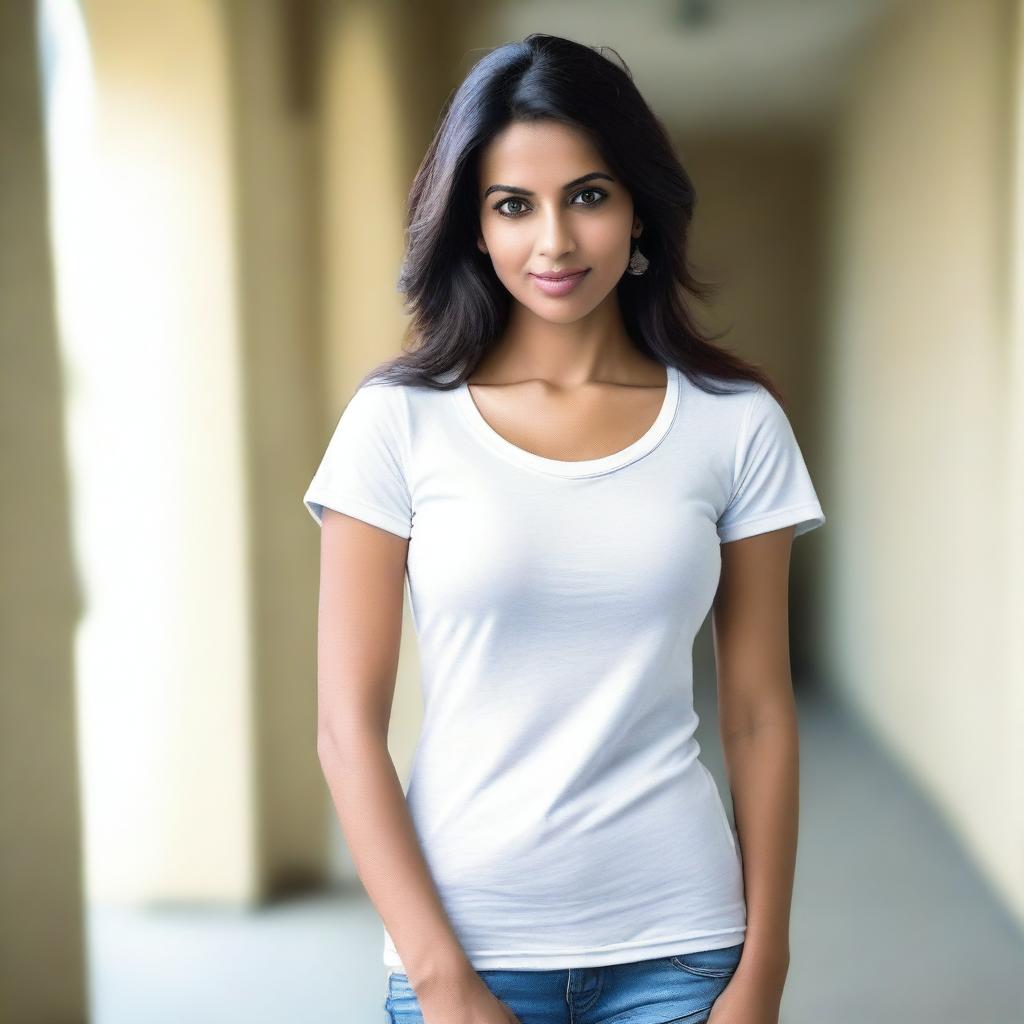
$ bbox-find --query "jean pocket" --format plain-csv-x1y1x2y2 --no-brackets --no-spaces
669,941,744,978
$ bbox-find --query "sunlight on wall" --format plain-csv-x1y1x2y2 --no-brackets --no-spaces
38,0,257,904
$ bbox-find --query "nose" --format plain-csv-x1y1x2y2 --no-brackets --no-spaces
536,205,576,260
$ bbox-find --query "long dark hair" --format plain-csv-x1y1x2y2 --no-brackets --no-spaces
361,33,782,405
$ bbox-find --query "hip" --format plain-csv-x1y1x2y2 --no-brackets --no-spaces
383,941,745,1024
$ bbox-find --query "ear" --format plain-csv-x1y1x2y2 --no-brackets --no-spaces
477,236,488,255
632,216,643,238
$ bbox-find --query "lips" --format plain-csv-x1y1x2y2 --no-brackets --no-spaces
531,268,589,280
529,269,590,296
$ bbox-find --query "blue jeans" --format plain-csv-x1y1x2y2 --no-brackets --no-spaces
383,941,744,1024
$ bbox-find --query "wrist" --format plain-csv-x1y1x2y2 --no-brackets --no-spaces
737,943,790,986
406,948,476,994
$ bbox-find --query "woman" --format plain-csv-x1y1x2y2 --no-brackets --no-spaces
305,33,825,1024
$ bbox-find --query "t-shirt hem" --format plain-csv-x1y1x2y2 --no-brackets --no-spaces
717,502,825,544
384,925,747,973
303,493,412,539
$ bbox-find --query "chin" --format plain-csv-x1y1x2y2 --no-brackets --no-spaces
529,304,596,325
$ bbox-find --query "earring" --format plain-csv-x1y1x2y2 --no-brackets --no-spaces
626,238,649,276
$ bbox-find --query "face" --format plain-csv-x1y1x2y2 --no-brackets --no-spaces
476,119,642,323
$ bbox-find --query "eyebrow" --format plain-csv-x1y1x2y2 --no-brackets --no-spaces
482,171,615,199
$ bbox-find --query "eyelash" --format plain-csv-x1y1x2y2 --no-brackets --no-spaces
492,188,609,219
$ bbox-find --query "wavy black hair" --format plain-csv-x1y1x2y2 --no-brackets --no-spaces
361,32,781,404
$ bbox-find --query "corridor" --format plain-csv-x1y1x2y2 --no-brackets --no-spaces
87,681,1024,1023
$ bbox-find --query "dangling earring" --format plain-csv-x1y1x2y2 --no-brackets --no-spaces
626,237,649,276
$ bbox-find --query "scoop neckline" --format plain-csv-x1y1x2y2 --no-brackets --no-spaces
454,363,680,478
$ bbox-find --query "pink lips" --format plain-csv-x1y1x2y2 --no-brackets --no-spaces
529,269,589,296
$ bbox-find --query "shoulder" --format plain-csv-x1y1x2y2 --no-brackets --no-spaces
688,376,788,430
677,371,762,429
343,379,410,428
322,382,414,467
343,378,459,454
350,378,407,407
355,374,463,419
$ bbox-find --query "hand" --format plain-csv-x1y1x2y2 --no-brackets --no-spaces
707,959,787,1024
417,968,523,1024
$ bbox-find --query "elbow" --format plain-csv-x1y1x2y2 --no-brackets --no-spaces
316,728,340,766
316,716,387,766
316,721,353,765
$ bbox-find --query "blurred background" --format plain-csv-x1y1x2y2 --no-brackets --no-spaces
3,0,1023,1021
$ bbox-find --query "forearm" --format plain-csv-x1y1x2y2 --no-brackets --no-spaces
720,704,799,982
317,725,473,991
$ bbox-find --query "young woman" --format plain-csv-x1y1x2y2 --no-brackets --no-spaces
305,33,825,1024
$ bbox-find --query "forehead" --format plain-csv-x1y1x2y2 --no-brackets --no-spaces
478,120,605,187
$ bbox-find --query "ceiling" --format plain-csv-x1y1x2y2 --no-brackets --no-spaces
459,0,905,135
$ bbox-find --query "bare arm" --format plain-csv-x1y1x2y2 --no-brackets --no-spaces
314,509,473,991
709,526,799,1017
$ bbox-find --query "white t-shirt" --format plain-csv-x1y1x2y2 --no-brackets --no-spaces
303,362,825,971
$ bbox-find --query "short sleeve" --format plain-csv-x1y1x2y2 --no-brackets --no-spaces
716,385,825,544
302,383,413,539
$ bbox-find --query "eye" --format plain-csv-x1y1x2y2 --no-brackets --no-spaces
572,188,607,207
492,187,609,219
494,196,529,218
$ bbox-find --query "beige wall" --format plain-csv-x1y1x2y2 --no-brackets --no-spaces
1011,0,1024,941
823,0,1023,924
76,0,257,903
317,0,463,399
675,132,830,675
224,0,329,898
0,4,88,1021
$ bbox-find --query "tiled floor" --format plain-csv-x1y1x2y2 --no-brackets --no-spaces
87,684,1024,1023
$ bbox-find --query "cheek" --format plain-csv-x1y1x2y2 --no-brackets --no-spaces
484,234,532,288
484,225,529,264
489,253,528,294
583,216,633,257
